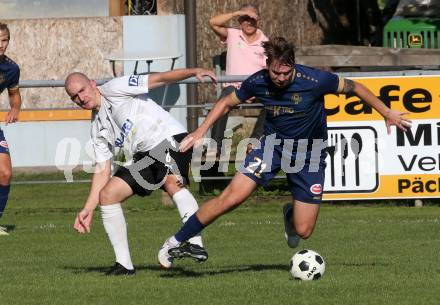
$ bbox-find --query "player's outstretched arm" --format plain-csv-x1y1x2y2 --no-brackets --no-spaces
73,160,111,233
345,79,412,134
180,93,239,152
148,68,216,90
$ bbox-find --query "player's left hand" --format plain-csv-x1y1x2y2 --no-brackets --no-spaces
4,108,19,125
385,109,412,134
194,68,217,85
73,208,94,233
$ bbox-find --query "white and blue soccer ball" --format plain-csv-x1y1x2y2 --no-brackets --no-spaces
290,249,325,281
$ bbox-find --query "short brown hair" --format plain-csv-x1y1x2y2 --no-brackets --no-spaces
239,3,259,15
262,37,295,67
0,23,10,40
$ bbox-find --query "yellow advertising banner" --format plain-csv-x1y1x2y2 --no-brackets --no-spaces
322,75,440,200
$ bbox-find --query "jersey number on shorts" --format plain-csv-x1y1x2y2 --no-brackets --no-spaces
246,157,266,178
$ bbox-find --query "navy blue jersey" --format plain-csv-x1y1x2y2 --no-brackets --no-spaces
234,64,343,141
0,56,20,95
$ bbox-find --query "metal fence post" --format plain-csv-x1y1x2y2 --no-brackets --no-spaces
184,0,198,132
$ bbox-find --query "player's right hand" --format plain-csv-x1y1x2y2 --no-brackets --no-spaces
73,208,93,233
179,129,205,153
5,108,20,125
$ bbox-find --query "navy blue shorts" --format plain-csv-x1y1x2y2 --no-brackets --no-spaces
240,135,326,204
0,130,9,155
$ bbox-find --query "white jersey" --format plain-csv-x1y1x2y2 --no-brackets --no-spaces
91,75,186,164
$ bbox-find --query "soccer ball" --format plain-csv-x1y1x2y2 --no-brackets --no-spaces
290,249,325,281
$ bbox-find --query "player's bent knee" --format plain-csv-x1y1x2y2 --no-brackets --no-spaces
99,189,115,205
0,167,12,185
295,224,314,240
162,177,183,196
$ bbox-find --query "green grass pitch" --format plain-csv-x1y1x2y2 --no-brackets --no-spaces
1,181,439,305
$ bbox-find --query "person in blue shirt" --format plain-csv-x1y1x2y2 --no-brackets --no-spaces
0,23,21,236
157,36,412,267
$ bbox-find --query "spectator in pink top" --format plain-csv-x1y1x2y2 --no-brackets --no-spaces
208,3,268,156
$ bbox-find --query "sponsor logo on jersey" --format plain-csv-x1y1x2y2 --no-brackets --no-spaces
310,184,322,195
115,118,134,147
128,75,140,86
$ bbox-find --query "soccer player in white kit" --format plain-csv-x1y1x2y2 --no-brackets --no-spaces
64,68,216,275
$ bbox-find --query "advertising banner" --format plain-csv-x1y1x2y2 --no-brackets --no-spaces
323,75,440,200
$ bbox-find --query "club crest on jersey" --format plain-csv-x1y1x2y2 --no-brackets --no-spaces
292,93,302,104
128,75,140,86
115,119,134,148
310,184,322,195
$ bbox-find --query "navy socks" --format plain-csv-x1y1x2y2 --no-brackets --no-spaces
175,213,205,243
0,184,10,218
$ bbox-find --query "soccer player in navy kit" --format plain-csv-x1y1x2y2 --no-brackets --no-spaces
0,23,21,236
158,37,412,264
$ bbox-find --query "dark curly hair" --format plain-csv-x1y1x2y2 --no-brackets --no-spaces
262,37,295,67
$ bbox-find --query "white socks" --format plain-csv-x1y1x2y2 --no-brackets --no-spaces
100,203,134,270
172,188,204,247
100,189,201,270
167,236,180,247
